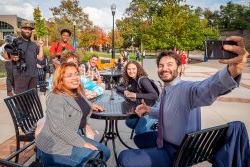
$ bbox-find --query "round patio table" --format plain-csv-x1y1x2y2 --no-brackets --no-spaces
91,90,136,165
99,69,122,89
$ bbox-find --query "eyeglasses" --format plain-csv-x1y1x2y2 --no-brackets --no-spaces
63,73,80,78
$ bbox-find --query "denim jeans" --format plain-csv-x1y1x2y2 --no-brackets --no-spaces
37,136,110,167
126,115,157,135
118,131,178,167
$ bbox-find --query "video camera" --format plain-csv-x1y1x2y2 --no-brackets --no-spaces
4,36,27,71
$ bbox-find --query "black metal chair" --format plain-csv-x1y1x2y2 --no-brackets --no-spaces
4,89,44,162
173,123,228,167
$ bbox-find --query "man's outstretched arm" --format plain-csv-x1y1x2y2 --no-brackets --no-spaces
189,36,249,108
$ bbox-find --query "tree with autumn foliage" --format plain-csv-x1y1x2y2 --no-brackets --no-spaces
78,26,108,51
107,29,124,49
48,0,92,43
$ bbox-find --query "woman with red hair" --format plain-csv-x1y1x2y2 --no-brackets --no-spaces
36,62,110,166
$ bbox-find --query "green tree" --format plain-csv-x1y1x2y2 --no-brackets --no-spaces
33,6,48,39
48,0,92,42
219,2,250,30
142,2,219,51
117,0,171,48
50,0,92,28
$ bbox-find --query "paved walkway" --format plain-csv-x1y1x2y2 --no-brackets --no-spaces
0,58,250,166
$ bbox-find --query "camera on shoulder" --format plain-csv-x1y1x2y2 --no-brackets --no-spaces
4,38,27,71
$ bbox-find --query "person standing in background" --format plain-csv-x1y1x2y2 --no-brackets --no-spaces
4,21,44,94
50,29,74,69
0,35,14,96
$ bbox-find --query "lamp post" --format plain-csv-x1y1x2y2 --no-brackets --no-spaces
111,3,116,60
73,21,76,50
110,3,116,100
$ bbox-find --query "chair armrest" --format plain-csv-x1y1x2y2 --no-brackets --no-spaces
5,141,35,161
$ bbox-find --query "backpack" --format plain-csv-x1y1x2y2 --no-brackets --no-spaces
138,76,163,96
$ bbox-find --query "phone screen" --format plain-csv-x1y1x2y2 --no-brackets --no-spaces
205,40,237,59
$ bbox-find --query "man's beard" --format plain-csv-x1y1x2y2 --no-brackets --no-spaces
21,31,31,40
158,69,179,83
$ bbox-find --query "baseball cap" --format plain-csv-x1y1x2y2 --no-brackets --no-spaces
21,20,34,30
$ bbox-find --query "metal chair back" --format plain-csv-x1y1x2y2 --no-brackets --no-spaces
4,89,44,162
173,124,228,167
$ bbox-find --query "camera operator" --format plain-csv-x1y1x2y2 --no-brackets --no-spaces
4,20,44,94
0,35,15,96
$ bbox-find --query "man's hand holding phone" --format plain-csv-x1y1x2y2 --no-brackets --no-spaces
219,36,249,78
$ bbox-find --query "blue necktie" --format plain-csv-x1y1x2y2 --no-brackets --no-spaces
157,89,166,148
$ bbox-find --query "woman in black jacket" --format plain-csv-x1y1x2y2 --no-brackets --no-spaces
117,61,159,134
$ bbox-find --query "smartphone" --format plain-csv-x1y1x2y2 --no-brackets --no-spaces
204,40,238,59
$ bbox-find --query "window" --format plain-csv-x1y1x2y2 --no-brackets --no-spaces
0,21,14,30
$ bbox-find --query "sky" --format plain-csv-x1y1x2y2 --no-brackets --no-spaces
0,0,249,32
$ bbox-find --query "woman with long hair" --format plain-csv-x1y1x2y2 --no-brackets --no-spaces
118,60,159,135
47,53,104,99
36,62,110,166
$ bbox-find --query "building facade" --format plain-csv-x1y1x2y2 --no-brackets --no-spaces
0,15,33,42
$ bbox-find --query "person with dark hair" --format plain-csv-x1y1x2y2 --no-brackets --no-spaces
50,28,74,69
79,55,102,84
3,21,44,94
118,36,249,167
60,29,72,36
117,60,158,135
36,62,110,166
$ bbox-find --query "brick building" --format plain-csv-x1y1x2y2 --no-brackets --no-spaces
0,15,33,42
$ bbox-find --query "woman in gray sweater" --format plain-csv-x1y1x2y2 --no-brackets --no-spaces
36,62,110,166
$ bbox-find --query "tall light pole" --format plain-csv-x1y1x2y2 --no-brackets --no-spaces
73,21,76,50
111,3,116,60
110,3,116,100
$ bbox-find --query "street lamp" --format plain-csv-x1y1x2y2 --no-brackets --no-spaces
111,3,116,60
110,3,116,100
73,21,76,50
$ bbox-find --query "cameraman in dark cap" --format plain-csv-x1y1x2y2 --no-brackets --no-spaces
4,20,44,94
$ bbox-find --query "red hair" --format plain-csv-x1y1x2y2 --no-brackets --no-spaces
52,62,84,97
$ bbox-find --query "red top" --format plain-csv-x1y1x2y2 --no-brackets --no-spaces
50,42,74,58
180,53,187,65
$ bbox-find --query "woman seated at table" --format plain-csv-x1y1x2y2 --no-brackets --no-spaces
47,53,104,99
36,62,110,166
116,60,159,135
63,55,104,98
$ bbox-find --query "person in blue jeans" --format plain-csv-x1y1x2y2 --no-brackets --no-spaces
36,62,110,166
117,60,159,134
118,36,249,167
